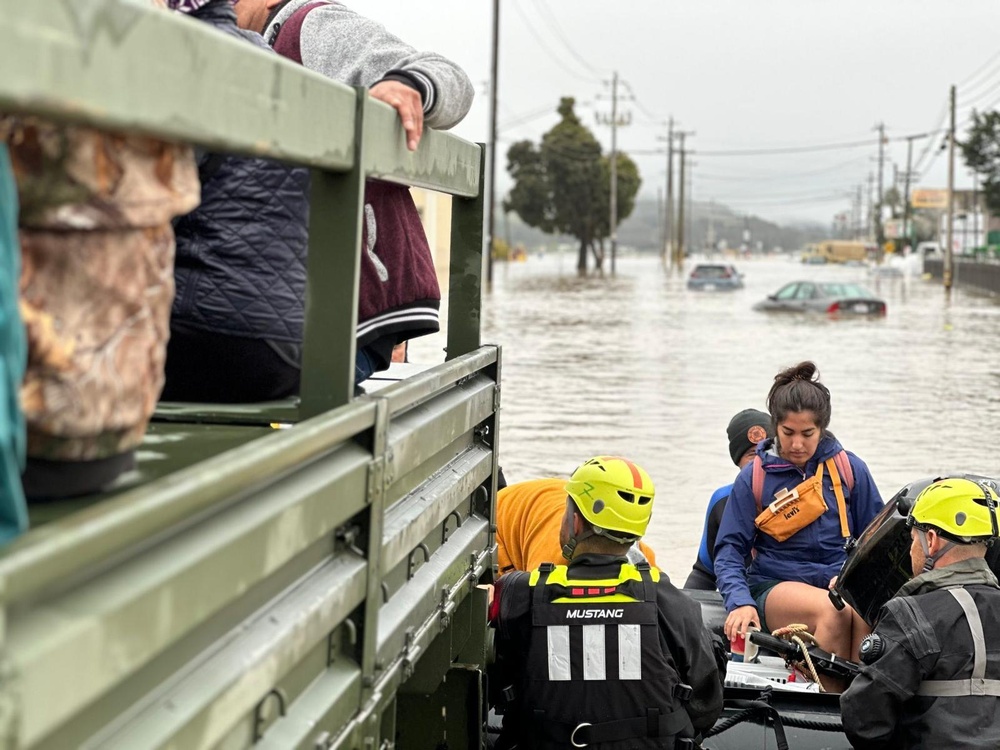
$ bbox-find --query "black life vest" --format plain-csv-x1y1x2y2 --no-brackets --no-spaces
514,561,696,750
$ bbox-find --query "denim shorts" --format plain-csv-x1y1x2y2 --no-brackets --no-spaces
748,579,782,632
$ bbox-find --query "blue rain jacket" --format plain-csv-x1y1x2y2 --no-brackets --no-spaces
0,145,27,541
714,435,884,612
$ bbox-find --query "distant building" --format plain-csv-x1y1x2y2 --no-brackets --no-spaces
410,189,453,276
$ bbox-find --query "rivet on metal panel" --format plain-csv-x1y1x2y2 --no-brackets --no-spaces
442,509,463,543
493,383,502,411
407,542,431,580
384,449,395,485
327,631,337,667
253,688,288,742
367,459,384,506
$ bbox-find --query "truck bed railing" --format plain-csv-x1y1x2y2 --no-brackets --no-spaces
0,2,496,748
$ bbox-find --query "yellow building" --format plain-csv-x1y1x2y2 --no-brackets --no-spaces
410,188,454,277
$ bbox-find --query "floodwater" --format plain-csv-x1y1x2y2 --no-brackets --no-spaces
412,252,1000,581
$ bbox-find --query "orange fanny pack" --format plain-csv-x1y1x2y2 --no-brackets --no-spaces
754,459,850,543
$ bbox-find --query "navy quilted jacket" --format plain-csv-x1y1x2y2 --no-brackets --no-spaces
173,1,310,346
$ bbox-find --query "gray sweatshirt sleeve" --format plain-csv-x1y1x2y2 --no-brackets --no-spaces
297,3,475,130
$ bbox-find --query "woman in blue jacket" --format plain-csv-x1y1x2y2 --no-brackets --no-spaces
715,361,883,675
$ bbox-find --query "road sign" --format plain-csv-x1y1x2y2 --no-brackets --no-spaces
911,188,948,209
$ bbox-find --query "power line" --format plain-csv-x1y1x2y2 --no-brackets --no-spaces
959,48,1000,88
618,80,664,126
912,102,949,174
499,104,559,131
530,0,605,78
508,0,595,83
693,155,870,183
695,135,924,157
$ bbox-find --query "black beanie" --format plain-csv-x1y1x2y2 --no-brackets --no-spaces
727,409,773,466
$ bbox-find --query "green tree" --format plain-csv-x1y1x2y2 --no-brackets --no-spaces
882,186,901,218
504,97,642,272
961,110,1000,214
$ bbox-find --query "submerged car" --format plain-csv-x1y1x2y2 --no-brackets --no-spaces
687,263,743,290
754,281,886,315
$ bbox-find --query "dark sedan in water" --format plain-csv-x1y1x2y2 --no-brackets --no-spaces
754,281,886,315
687,263,743,291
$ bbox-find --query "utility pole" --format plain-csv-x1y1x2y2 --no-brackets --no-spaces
656,186,663,253
676,133,687,267
866,172,874,240
674,131,694,267
686,160,696,255
875,122,886,261
945,84,956,291
658,117,675,264
609,71,619,275
486,0,500,284
596,73,631,274
855,184,863,240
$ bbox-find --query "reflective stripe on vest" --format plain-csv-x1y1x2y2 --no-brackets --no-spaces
531,563,657,683
917,587,1000,697
544,622,642,681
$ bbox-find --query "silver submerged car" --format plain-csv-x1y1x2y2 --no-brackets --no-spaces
754,281,887,316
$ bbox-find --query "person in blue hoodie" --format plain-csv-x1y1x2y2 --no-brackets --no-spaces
715,361,883,681
684,408,773,590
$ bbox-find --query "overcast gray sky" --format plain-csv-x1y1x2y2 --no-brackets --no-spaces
362,0,1000,225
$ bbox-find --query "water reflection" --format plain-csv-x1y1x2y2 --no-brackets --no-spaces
421,252,1000,580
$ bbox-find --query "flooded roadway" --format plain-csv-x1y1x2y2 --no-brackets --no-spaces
415,252,1000,580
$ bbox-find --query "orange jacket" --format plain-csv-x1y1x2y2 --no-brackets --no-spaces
496,478,658,574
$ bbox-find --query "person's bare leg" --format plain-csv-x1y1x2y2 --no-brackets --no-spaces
764,581,854,691
849,607,871,661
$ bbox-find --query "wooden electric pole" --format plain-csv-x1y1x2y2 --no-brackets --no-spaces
875,121,886,261
659,117,674,264
486,0,499,284
945,84,956,291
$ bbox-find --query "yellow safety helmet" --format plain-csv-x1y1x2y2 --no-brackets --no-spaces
907,477,1000,544
564,456,655,541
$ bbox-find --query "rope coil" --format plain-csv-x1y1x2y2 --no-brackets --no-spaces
770,623,825,691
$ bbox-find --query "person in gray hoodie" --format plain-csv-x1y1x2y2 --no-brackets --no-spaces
235,0,474,143
164,0,474,402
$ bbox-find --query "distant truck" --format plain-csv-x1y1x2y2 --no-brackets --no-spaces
801,240,873,264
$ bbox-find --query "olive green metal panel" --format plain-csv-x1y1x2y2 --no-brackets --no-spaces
27,422,271,527
7,447,370,748
447,148,487,359
0,0,356,168
0,401,377,605
376,517,490,675
383,375,496,488
153,401,301,428
98,558,367,750
363,100,481,198
298,93,368,420
381,447,492,577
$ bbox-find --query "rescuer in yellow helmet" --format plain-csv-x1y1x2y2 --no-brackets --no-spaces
490,456,723,750
842,476,1000,748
